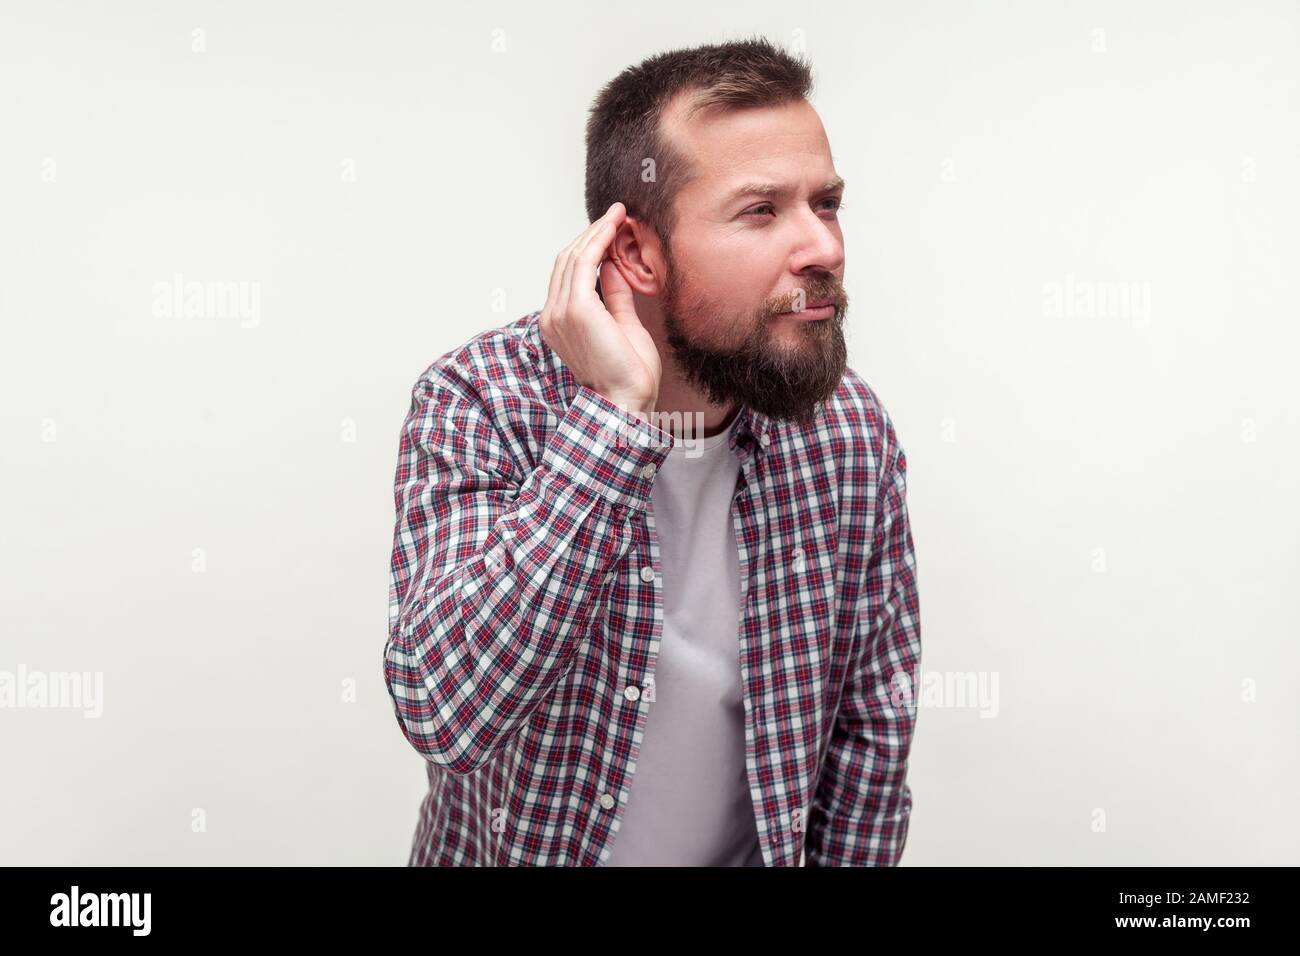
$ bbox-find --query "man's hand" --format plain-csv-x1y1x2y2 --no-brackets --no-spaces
539,202,661,420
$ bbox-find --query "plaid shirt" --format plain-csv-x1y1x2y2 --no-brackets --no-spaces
384,309,921,866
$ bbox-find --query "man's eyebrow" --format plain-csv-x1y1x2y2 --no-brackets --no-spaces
723,175,846,206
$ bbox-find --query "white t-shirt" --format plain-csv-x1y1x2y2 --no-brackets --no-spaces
604,412,766,867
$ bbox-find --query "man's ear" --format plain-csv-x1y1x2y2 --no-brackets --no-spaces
608,216,665,297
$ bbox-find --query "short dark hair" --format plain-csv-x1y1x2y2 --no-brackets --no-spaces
584,36,815,251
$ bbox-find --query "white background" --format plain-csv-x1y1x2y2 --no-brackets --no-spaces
2,1,1297,865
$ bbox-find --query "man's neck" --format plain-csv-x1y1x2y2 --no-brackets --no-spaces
652,365,740,440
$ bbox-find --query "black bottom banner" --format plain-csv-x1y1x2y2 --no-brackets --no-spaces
0,865,1284,943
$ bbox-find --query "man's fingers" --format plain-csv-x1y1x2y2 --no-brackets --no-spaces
543,249,568,321
545,227,593,319
574,203,624,268
568,215,622,312
545,203,624,328
558,204,624,316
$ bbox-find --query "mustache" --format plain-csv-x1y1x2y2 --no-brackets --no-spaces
770,281,847,315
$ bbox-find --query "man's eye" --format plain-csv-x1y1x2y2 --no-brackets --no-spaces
742,198,846,218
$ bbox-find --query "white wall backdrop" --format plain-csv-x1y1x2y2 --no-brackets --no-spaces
1,0,1296,865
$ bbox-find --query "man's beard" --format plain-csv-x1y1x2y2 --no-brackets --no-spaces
659,250,849,426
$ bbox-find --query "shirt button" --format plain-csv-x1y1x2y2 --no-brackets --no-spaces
640,463,656,479
604,571,615,585
623,685,640,702
640,565,656,583
760,432,771,448
599,793,616,810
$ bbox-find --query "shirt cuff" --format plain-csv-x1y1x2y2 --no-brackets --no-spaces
541,385,674,513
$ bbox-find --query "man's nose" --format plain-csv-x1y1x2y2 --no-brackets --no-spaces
789,212,844,276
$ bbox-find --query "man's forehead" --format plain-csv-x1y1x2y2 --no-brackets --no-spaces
661,93,834,191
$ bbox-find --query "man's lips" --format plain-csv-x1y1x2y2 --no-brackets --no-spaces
778,299,836,315
774,300,837,319
778,304,835,321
